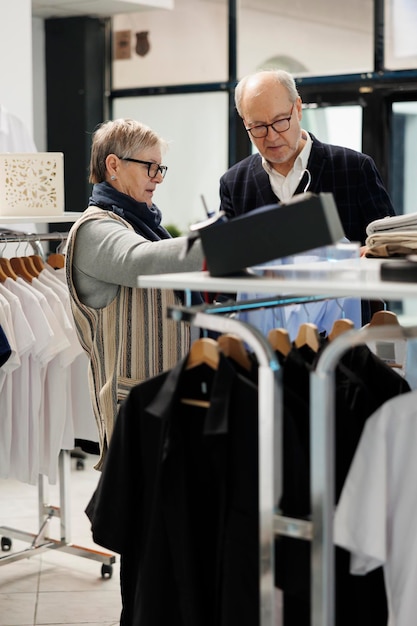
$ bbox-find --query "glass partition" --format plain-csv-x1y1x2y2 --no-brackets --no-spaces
249,104,363,155
113,92,229,233
385,0,417,70
391,101,417,215
302,105,362,151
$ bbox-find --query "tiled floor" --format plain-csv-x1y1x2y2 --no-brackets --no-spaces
0,452,122,626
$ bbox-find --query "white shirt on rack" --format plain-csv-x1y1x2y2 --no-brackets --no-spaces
334,388,417,626
0,291,27,479
37,269,84,457
0,287,36,482
44,264,99,444
29,276,72,483
4,277,55,484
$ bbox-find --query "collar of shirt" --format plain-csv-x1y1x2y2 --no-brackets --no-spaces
262,130,312,203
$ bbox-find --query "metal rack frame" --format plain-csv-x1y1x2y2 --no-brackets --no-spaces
310,322,417,625
0,450,115,576
0,227,116,577
138,265,417,626
169,306,281,626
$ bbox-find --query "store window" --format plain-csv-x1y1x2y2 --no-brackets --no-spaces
248,104,363,157
391,101,417,215
113,91,228,233
384,0,417,70
302,105,362,151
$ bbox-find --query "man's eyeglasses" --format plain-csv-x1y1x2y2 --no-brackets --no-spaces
245,104,295,139
118,156,168,179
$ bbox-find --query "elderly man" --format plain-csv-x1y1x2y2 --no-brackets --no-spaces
220,69,395,249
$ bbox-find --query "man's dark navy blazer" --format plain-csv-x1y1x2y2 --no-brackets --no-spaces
220,133,395,245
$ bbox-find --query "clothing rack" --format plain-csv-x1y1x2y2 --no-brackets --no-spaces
0,228,115,578
0,228,67,259
138,264,417,626
169,305,281,626
0,451,115,578
310,322,417,626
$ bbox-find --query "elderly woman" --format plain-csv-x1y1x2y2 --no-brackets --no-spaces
65,118,203,469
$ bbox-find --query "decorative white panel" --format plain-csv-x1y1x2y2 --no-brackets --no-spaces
0,152,64,217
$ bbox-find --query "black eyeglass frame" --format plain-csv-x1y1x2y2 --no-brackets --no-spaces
117,156,168,179
245,103,295,139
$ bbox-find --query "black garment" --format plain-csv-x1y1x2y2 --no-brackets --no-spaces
73,439,100,455
275,343,411,626
0,324,11,367
86,354,261,626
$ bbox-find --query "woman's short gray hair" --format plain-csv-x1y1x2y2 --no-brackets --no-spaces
234,69,300,118
89,118,167,183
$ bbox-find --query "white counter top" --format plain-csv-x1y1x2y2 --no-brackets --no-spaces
137,258,417,301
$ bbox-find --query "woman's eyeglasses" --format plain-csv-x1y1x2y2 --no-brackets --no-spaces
118,156,168,179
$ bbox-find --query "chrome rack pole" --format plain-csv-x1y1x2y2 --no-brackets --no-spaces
169,306,281,626
0,230,68,243
0,230,68,259
0,451,116,574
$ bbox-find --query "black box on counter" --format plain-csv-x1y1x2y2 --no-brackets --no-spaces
196,192,345,277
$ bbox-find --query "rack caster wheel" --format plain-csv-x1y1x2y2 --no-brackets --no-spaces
1,536,12,551
76,459,85,470
101,563,113,579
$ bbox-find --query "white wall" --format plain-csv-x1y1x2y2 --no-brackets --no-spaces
113,0,228,88
238,8,373,77
0,0,35,138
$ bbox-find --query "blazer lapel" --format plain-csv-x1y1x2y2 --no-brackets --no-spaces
251,155,279,206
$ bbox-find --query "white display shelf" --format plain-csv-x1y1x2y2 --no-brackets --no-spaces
137,258,417,301
0,213,83,224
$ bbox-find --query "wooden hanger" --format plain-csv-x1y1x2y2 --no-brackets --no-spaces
217,333,252,371
181,338,219,408
268,328,292,357
47,252,65,269
0,257,18,280
0,262,8,282
22,256,40,278
10,257,34,282
294,322,320,352
29,254,45,273
368,310,400,326
328,318,354,341
185,337,220,370
367,309,403,370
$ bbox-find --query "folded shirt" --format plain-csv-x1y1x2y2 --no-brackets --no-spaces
366,212,417,236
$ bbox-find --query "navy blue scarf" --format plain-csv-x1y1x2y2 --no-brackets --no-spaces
89,181,171,241
89,182,203,306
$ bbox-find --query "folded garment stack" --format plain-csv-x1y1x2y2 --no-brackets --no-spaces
365,211,417,257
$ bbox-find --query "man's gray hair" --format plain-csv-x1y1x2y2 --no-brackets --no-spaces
234,69,300,117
